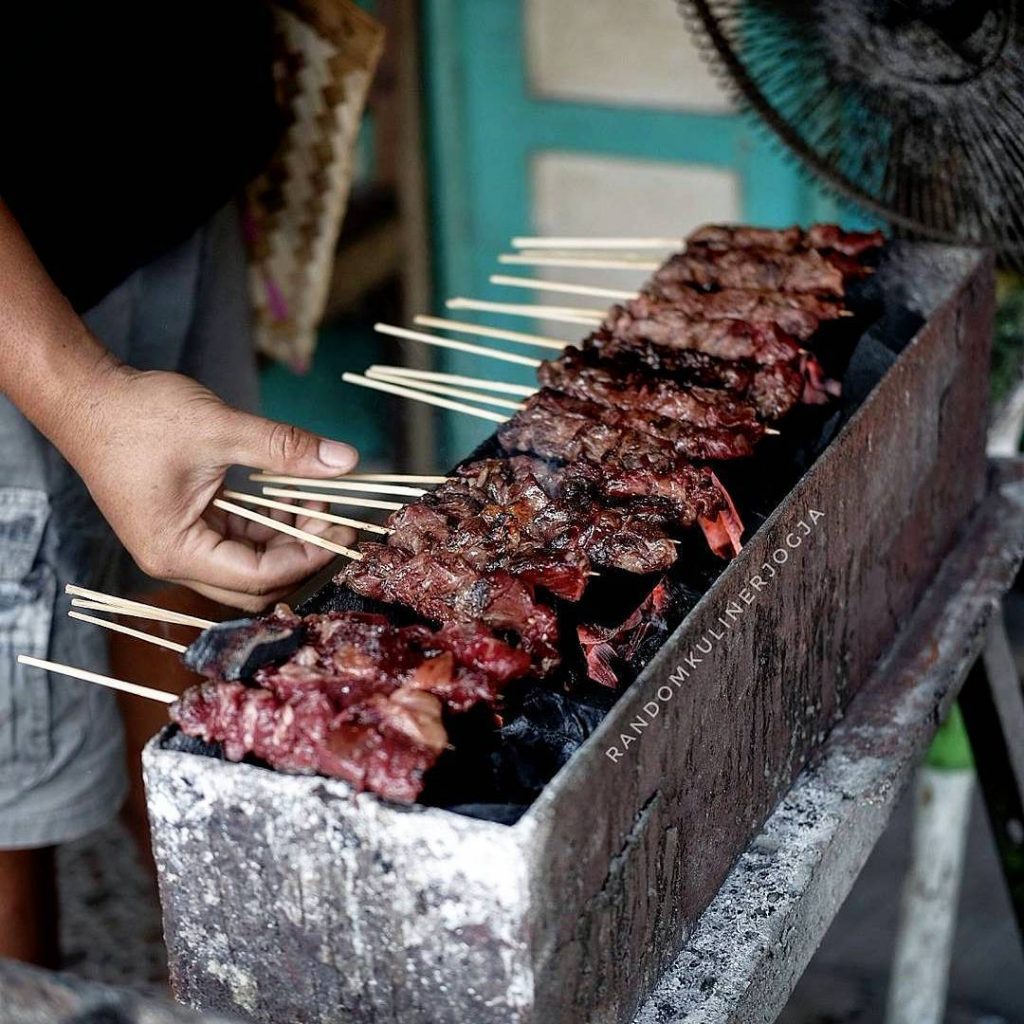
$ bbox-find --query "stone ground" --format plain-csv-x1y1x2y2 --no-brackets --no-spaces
57,592,1024,1020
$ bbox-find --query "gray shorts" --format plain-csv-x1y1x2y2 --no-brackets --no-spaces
0,202,258,848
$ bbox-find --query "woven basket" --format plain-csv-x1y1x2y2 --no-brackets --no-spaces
246,0,385,371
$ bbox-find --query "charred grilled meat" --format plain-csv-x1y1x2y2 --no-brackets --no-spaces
497,396,743,556
337,545,562,672
628,287,846,341
654,245,867,296
687,223,885,259
582,331,806,420
173,609,532,802
537,347,763,429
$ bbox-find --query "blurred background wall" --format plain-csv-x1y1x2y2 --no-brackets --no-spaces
261,0,859,468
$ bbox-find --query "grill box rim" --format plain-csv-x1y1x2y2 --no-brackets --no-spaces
145,243,993,1024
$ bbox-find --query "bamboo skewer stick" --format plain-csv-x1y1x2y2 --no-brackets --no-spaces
490,274,638,301
18,655,178,704
367,365,535,397
366,369,525,411
70,598,214,628
68,610,188,654
512,236,684,250
262,487,405,512
372,365,535,397
64,585,216,629
412,316,567,352
249,476,426,497
222,491,393,535
375,323,542,368
499,254,661,271
513,251,663,262
342,372,511,424
213,499,363,559
342,473,451,484
445,298,603,325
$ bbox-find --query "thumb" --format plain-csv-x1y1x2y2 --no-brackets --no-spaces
227,411,359,478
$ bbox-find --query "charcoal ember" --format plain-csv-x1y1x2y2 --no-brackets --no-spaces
578,582,671,687
337,545,561,673
486,685,616,801
183,604,304,682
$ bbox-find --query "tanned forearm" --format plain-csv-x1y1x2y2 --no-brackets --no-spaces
0,200,124,460
0,199,360,610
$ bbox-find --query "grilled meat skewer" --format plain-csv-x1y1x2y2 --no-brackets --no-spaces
175,607,531,802
629,286,847,341
687,223,885,259
497,398,744,557
338,546,562,673
537,348,763,429
655,245,868,296
581,333,807,421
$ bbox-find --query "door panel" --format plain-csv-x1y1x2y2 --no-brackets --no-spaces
424,0,837,457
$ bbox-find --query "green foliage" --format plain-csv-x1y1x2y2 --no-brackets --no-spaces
992,272,1024,410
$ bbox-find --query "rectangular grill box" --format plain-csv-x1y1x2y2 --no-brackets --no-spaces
144,244,993,1024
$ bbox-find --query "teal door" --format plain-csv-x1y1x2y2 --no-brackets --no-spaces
423,0,837,459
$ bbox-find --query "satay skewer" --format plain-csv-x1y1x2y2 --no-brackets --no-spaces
512,236,684,250
411,315,566,352
374,323,542,368
261,487,405,512
499,254,661,271
365,368,526,411
445,298,603,325
212,499,363,559
64,585,216,629
343,473,451,484
249,476,426,497
68,610,189,654
70,598,216,627
222,491,393,535
342,372,510,423
18,654,178,704
366,365,535,397
370,366,783,436
490,274,637,301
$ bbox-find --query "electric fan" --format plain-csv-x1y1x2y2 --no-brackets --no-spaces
680,0,1024,265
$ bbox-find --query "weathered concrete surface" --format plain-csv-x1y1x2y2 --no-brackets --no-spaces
0,957,242,1024
631,459,1024,1023
146,246,995,1024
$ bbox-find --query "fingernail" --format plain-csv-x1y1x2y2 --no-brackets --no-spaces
318,439,358,470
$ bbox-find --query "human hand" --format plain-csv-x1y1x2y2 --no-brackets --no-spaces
54,358,360,611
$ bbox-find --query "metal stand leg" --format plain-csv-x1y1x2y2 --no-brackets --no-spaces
959,610,1024,942
884,764,973,1024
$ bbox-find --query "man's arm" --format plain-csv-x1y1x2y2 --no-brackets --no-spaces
0,199,360,611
